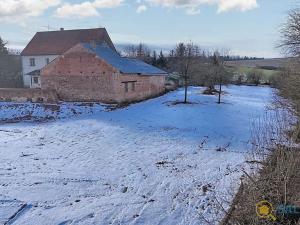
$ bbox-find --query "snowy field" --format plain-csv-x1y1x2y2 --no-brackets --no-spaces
0,86,274,225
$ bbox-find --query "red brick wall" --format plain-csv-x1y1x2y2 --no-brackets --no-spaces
41,44,166,103
113,74,165,103
0,88,58,103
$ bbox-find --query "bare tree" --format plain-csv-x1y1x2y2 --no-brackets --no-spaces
246,69,263,86
0,37,8,55
169,42,199,103
279,9,300,56
213,52,223,104
278,8,300,138
152,50,157,66
200,50,232,103
123,43,152,63
155,51,167,69
136,43,151,61
212,50,232,104
123,44,137,58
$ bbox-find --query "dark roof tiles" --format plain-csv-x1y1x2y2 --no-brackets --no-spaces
21,28,116,56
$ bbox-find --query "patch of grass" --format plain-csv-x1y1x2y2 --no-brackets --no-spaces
228,66,280,84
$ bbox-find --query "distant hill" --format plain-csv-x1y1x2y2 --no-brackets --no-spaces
226,58,289,70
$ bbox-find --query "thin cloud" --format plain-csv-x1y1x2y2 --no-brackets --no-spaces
93,0,123,8
0,0,60,21
217,0,258,13
136,5,147,13
55,0,124,18
55,2,100,18
147,0,258,15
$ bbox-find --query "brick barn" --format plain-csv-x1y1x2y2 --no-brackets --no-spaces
41,42,167,103
21,28,116,89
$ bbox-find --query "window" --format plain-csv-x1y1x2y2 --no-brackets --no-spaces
33,77,39,84
30,58,35,67
46,58,50,64
123,81,136,93
124,82,129,93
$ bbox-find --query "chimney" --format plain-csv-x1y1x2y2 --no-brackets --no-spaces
60,28,64,31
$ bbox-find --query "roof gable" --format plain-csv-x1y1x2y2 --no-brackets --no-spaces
21,28,116,56
82,43,167,75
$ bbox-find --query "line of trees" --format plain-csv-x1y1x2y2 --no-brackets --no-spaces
122,43,168,68
0,37,23,88
167,43,232,103
122,43,233,103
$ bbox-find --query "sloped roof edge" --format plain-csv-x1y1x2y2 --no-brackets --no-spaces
82,43,167,76
21,28,116,56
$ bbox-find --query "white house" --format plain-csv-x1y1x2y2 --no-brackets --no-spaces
21,55,58,88
20,28,116,88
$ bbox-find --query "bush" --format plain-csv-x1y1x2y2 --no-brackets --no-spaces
269,72,281,88
246,70,263,85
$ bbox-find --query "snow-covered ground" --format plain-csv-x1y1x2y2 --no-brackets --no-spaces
0,86,274,225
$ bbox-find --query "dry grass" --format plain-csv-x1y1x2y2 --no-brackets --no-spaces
223,101,300,225
226,147,300,225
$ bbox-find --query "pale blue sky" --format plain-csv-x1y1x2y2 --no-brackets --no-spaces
0,0,298,57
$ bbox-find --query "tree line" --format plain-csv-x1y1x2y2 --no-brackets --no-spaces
0,37,23,88
122,43,233,103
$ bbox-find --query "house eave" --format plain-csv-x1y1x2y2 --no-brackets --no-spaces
20,53,61,56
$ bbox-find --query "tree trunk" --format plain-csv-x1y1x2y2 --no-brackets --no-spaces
184,76,188,103
218,83,222,104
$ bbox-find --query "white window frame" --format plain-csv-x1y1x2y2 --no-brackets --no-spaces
30,58,35,67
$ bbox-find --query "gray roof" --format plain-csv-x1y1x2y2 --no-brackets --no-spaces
26,69,40,76
82,43,167,75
